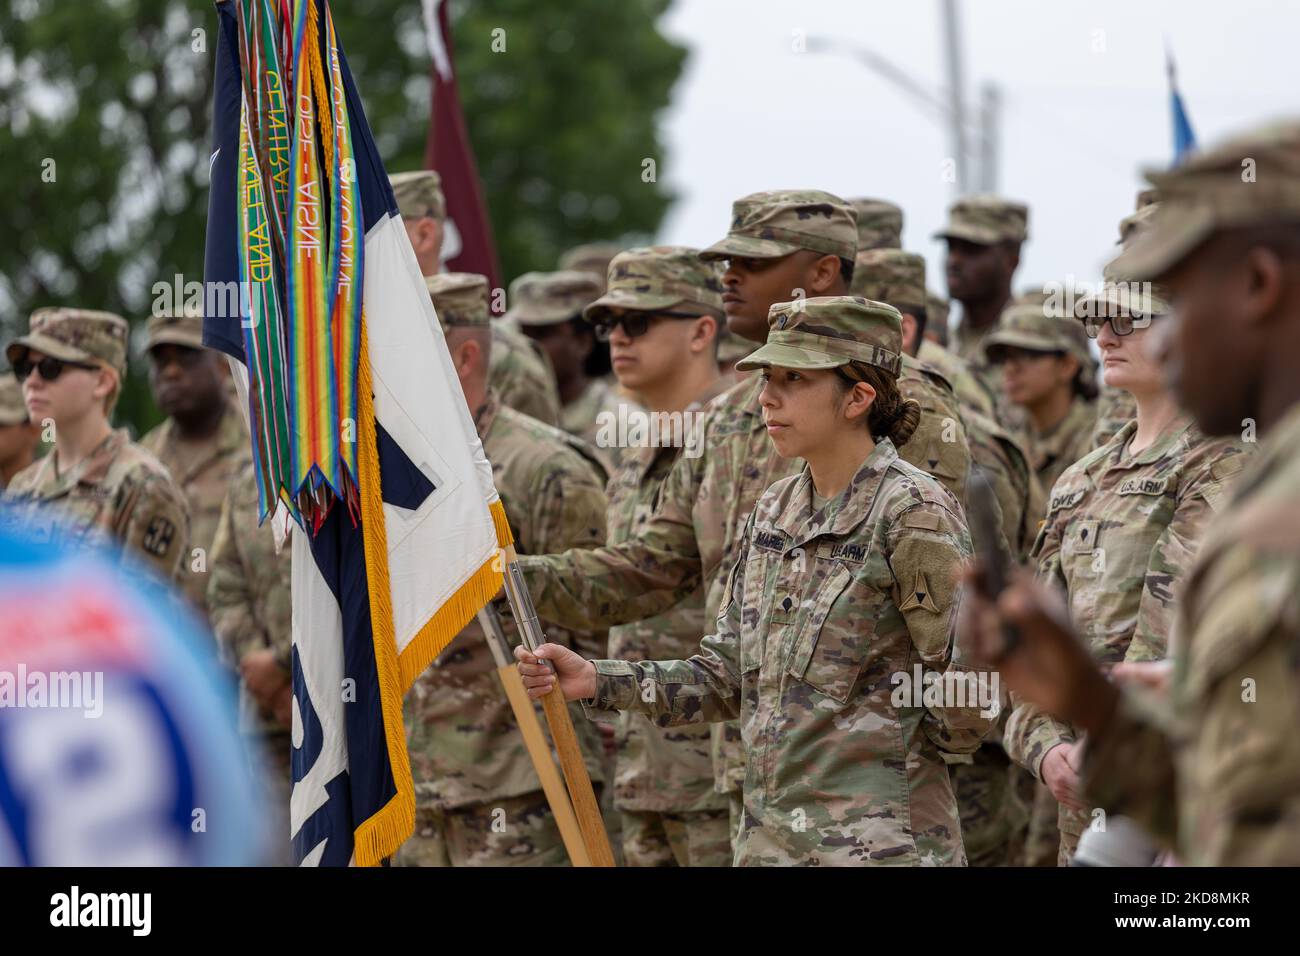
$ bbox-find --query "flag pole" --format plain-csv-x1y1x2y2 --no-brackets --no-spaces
500,547,616,867
478,606,593,867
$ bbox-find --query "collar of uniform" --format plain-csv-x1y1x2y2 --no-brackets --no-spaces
150,399,246,483
629,375,734,481
1116,412,1194,468
1035,397,1094,461
473,388,501,437
41,428,128,495
772,438,897,546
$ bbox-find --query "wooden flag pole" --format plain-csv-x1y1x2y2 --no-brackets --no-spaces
478,607,591,867
499,546,616,867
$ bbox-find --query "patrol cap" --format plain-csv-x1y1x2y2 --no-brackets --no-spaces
934,193,1029,245
735,296,903,376
6,307,129,376
850,249,926,315
584,246,723,324
145,302,204,352
0,377,28,426
390,170,446,222
700,190,857,262
716,331,755,367
849,197,903,251
1073,281,1171,321
983,303,1092,368
558,242,622,282
504,270,603,326
426,272,490,330
1112,119,1300,280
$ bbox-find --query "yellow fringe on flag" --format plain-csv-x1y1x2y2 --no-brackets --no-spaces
395,499,514,689
351,316,413,867
351,320,516,864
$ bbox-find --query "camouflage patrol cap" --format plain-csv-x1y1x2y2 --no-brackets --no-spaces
504,270,603,325
983,303,1092,367
849,198,903,251
1112,119,1300,280
700,190,857,262
6,307,129,376
145,302,204,352
558,242,622,285
735,296,902,375
390,170,446,222
426,272,489,330
1074,281,1171,322
850,249,926,315
584,246,723,324
0,376,28,426
716,331,754,367
934,193,1029,245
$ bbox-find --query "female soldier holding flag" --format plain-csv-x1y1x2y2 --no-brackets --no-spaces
516,296,995,866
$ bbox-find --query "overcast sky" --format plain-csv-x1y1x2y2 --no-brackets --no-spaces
653,0,1300,304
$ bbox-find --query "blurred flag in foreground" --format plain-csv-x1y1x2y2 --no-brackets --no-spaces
1167,48,1197,164
203,0,511,866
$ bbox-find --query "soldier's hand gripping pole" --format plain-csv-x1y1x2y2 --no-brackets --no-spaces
478,604,591,867
500,545,615,867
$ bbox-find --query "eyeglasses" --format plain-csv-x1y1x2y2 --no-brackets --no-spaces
591,310,701,342
1081,313,1155,339
13,355,99,383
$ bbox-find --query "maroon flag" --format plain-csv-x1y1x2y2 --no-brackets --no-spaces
422,0,501,292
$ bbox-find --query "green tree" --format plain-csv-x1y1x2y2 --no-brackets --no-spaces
0,0,685,435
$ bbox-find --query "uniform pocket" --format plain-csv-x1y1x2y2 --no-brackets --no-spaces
786,564,866,703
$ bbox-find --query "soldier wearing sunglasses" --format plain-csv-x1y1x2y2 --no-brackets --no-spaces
1,308,189,581
140,307,249,616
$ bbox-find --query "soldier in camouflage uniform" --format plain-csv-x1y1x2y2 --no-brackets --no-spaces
2,308,189,581
140,308,249,615
208,458,293,864
519,297,995,865
506,270,624,466
969,120,1300,866
0,377,41,489
396,273,609,867
582,246,733,866
985,304,1099,496
559,242,623,294
855,246,1042,866
522,190,973,846
390,169,563,426
935,195,1029,408
848,197,903,251
1005,279,1252,864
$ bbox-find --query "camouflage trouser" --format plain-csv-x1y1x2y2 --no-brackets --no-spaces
619,808,733,867
395,788,600,867
1023,781,1062,867
727,789,744,853
252,731,293,866
949,744,1031,867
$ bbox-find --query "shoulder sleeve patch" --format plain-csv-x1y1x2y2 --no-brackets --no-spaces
141,515,179,557
902,510,944,532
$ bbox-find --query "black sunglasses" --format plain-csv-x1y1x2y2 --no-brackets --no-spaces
1081,312,1156,339
591,310,702,342
13,355,99,383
